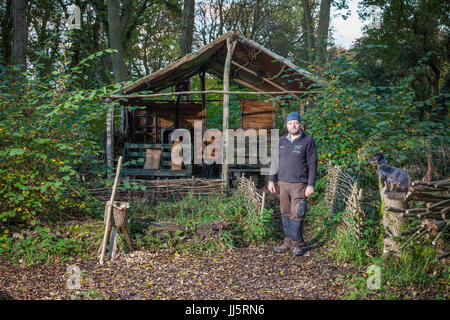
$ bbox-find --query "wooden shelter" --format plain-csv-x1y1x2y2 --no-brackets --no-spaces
107,31,318,189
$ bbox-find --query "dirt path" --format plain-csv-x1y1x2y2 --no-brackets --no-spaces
0,241,363,300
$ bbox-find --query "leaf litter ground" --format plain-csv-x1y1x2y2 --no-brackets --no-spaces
0,196,447,300
1,241,363,300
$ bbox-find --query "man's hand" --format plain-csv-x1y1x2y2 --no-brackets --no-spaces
268,181,276,193
305,186,314,197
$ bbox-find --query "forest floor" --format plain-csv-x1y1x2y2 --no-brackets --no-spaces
0,242,357,300
0,229,446,300
0,195,448,300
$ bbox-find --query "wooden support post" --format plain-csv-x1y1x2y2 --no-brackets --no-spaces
109,227,118,261
121,225,134,251
200,71,207,131
240,99,244,128
281,104,287,132
222,36,237,192
106,99,115,180
272,101,277,128
120,104,126,135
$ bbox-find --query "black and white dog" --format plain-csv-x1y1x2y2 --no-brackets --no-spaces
369,152,411,193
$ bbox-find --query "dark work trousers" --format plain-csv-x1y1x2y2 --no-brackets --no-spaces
279,181,307,242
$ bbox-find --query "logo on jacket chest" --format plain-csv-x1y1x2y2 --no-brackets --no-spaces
292,144,303,153
280,143,303,153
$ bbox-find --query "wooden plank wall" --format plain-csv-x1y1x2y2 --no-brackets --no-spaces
230,99,277,165
241,99,276,130
155,102,202,143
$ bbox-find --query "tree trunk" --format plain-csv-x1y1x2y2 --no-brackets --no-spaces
178,0,195,99
107,0,127,134
379,182,409,258
179,0,195,57
301,0,314,63
317,0,331,65
107,0,127,82
11,0,27,73
1,0,13,66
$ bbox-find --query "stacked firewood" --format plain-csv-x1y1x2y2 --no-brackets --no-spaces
386,179,449,260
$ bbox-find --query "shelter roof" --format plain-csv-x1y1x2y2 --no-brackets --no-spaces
118,31,318,98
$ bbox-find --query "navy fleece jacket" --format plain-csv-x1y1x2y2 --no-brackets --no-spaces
268,130,318,187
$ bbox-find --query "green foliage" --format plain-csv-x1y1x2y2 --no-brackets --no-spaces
241,207,273,245
308,197,449,299
0,229,88,266
0,51,116,226
296,47,449,190
129,192,274,254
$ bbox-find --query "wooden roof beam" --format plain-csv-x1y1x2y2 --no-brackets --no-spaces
231,78,285,101
120,31,236,94
208,60,276,93
206,61,301,101
231,60,301,99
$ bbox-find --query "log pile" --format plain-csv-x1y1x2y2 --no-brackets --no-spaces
386,179,450,259
87,177,225,202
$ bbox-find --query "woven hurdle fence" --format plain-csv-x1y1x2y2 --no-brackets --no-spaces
238,174,266,217
324,164,366,239
87,177,225,202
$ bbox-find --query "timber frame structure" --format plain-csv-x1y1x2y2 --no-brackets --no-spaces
106,31,319,190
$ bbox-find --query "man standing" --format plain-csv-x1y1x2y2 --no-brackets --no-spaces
268,112,318,256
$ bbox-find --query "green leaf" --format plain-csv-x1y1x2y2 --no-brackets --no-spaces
9,148,26,156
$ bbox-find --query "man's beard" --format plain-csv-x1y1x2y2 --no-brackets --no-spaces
288,128,300,135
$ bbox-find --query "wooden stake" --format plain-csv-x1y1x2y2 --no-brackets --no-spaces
106,98,115,180
99,156,123,265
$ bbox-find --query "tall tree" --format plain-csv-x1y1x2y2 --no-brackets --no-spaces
301,0,314,63
11,0,27,72
107,0,127,82
177,0,195,99
179,0,195,57
317,0,331,65
0,0,13,65
355,0,449,120
196,0,304,58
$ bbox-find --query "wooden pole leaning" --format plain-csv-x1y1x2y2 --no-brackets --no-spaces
106,98,115,180
99,156,123,265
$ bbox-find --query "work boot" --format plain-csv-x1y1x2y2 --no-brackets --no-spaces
291,240,305,256
273,237,291,253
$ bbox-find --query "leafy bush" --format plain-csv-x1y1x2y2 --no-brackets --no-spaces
0,230,88,265
129,192,274,253
0,51,117,226
282,46,448,189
